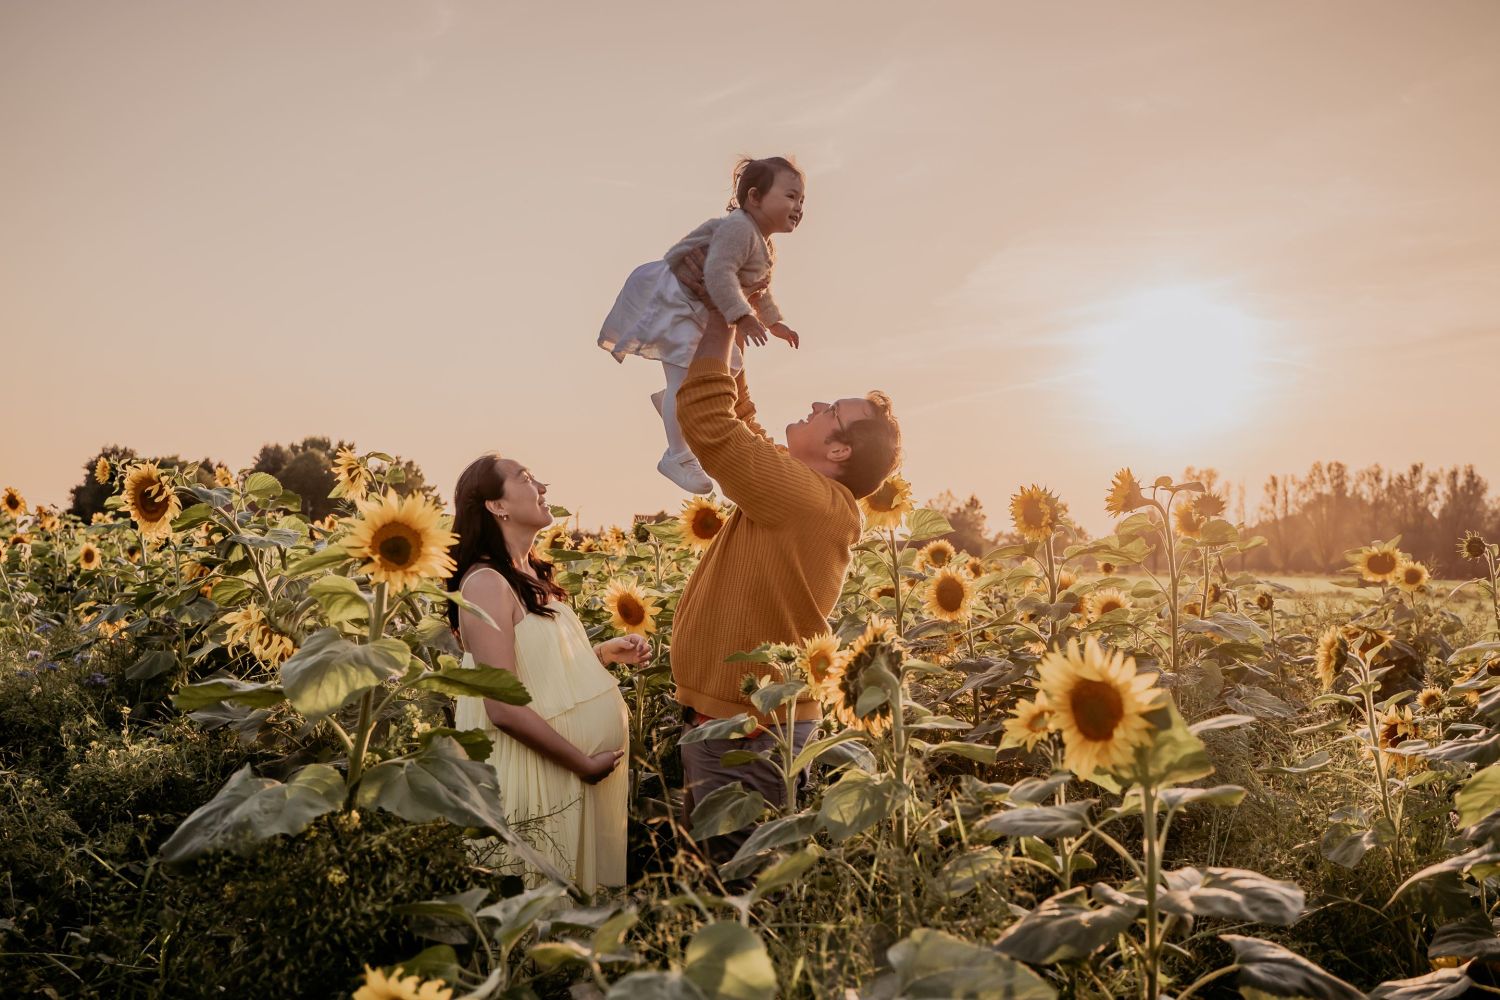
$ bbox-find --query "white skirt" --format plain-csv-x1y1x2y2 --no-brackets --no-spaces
597,260,742,371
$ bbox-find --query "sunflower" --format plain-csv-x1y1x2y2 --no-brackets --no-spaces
679,496,726,550
1353,543,1403,584
1397,560,1429,593
924,567,974,622
2,487,26,517
313,514,340,534
1458,531,1490,562
1173,503,1206,540
6,531,27,549
1315,627,1346,691
538,524,573,554
124,542,141,563
78,542,102,571
222,604,296,666
1098,561,1117,576
34,506,59,533
601,525,628,554
799,632,845,695
354,965,453,1000
1037,637,1161,777
1254,588,1275,612
868,584,896,601
91,512,111,525
916,538,956,571
1377,705,1420,775
94,457,111,485
1010,484,1063,542
332,448,372,500
1416,687,1444,713
603,578,659,637
96,618,127,640
860,474,913,530
964,556,986,578
1104,468,1147,517
180,559,209,582
1084,588,1131,622
120,462,181,539
1001,691,1052,752
823,618,901,736
1193,493,1227,517
214,464,236,488
344,490,458,592
1057,569,1078,592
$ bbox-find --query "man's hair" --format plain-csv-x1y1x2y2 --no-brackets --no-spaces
834,391,902,499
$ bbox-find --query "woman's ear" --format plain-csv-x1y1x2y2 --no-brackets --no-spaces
484,498,508,520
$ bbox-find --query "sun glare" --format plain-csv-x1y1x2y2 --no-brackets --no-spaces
1077,284,1267,442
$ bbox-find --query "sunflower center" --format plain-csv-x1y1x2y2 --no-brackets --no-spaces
1403,567,1422,584
1070,680,1125,741
1367,552,1397,575
1098,598,1123,615
808,651,831,683
136,483,172,520
617,595,644,626
935,576,965,613
372,523,421,569
692,509,722,539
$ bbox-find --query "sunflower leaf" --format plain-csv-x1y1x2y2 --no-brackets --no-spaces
159,763,344,866
414,663,531,705
279,628,408,722
818,770,900,841
882,928,1057,999
174,676,288,712
308,575,369,624
1221,935,1365,1000
683,921,777,1000
286,544,352,578
689,782,766,840
905,509,954,543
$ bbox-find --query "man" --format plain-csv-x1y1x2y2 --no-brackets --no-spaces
667,251,902,865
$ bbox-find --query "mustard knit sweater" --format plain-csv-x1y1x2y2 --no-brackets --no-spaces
670,359,861,724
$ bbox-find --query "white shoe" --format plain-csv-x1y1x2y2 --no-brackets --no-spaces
658,450,713,494
650,390,665,416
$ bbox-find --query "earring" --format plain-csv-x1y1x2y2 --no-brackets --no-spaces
499,511,509,521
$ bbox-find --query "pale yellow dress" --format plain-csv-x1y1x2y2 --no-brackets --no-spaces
453,570,629,891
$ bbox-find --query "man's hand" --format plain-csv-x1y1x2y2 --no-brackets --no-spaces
671,246,771,310
769,322,800,349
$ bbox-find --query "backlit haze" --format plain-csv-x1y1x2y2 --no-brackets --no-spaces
3,1,1497,537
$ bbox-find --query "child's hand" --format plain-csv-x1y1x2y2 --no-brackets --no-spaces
770,322,800,350
736,315,770,347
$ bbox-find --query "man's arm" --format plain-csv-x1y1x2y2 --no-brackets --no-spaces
677,248,772,442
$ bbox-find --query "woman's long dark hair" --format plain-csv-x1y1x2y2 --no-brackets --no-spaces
446,451,566,630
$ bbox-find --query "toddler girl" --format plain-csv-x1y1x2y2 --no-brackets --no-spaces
599,156,804,493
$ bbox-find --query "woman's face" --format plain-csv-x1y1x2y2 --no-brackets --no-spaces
496,459,551,530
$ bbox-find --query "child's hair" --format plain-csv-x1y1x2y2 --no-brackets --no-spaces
726,156,802,213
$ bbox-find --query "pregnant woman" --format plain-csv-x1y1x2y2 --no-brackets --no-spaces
447,452,648,891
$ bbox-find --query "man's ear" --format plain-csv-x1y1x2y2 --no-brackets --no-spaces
826,440,852,464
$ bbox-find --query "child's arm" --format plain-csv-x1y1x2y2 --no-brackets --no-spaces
702,215,765,328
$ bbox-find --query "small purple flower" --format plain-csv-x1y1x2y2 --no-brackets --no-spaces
38,622,54,633
85,672,109,687
39,661,60,672
25,650,43,661
17,669,34,679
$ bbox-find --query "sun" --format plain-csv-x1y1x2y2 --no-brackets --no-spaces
1078,285,1268,441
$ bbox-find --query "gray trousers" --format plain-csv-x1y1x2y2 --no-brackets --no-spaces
679,718,819,867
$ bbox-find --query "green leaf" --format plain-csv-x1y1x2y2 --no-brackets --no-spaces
308,574,369,624
993,886,1141,965
937,847,1007,899
243,471,282,501
682,921,777,1000
978,801,1094,839
749,844,822,901
211,577,254,604
606,971,708,1000
286,544,352,578
392,945,461,985
883,928,1057,999
905,508,954,543
1221,935,1365,1000
679,714,756,744
790,730,867,773
1264,750,1333,776
174,677,288,712
1457,764,1500,829
475,883,569,957
719,811,821,881
126,649,178,680
1125,700,1214,789
159,764,344,865
1160,784,1246,809
419,726,494,762
689,782,766,840
1159,867,1305,925
817,770,900,842
912,740,997,764
414,663,532,705
172,503,217,532
280,628,408,722
1369,967,1475,1000
749,680,808,716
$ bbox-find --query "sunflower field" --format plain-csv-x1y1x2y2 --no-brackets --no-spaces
2,456,1500,999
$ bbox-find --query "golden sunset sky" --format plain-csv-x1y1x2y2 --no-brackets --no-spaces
3,1,1496,536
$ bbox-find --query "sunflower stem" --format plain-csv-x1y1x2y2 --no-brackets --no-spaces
1156,496,1182,676
1140,778,1162,1000
887,527,906,634
345,582,389,804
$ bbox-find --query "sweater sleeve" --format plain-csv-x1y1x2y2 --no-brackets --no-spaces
753,287,783,328
702,215,760,324
678,359,824,526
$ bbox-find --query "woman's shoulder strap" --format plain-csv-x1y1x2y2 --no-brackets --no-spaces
459,564,525,626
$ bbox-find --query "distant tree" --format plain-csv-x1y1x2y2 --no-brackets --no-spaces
251,437,435,520
68,445,218,521
927,490,993,555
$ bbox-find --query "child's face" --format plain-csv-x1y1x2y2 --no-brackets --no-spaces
751,170,805,235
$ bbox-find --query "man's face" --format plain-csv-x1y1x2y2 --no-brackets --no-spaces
786,396,876,468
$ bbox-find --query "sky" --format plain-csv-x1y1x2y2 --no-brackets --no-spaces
2,1,1497,537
